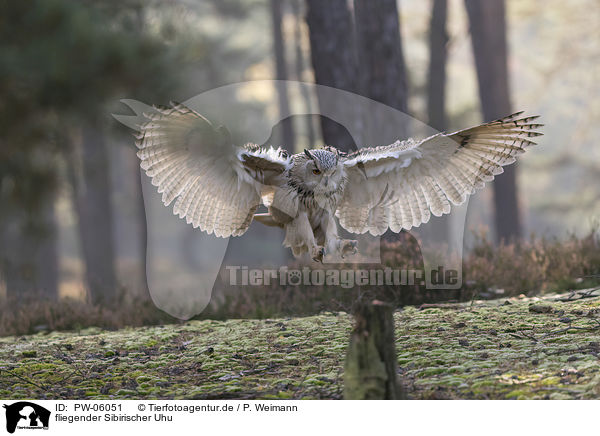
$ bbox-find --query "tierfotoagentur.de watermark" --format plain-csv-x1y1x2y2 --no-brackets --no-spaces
226,266,460,288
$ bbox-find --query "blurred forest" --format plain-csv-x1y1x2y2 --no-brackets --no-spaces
0,0,599,332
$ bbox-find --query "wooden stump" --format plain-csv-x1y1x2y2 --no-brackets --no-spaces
344,300,405,399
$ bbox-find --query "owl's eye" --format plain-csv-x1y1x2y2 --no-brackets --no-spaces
312,169,321,175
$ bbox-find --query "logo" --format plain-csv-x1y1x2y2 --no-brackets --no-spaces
3,402,50,434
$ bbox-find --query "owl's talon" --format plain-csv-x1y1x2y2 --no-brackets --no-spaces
311,246,325,263
339,239,358,258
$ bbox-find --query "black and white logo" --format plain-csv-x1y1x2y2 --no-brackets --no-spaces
3,402,50,434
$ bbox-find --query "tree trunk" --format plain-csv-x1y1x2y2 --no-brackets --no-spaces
1,196,58,302
34,197,59,300
427,0,448,133
354,0,408,139
1,221,30,301
270,0,295,151
69,123,117,304
135,169,150,299
426,0,451,242
132,4,151,300
305,0,358,151
291,0,316,148
465,0,521,242
344,300,405,399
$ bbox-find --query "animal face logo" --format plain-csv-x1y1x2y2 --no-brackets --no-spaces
3,402,50,434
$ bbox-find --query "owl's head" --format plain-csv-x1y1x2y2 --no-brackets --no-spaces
298,148,345,195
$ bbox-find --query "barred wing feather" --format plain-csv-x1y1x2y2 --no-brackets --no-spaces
337,112,543,235
136,103,290,237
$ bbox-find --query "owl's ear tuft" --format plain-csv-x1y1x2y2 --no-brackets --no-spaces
304,149,314,160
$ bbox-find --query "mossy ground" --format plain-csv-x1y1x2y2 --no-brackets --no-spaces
1,289,599,400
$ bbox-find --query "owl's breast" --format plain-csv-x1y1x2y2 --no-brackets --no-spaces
306,191,342,229
307,207,327,230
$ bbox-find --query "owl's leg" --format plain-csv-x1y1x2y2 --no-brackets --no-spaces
322,215,340,256
283,212,323,262
323,214,358,259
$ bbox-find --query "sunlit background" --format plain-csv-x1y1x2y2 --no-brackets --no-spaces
0,0,598,319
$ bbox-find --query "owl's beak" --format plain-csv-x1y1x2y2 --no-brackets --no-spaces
324,176,329,187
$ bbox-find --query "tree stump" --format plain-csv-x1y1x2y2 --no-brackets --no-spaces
344,300,405,399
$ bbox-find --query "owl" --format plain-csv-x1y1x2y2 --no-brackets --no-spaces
135,102,542,262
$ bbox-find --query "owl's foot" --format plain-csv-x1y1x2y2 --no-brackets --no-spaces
311,246,326,263
339,239,358,258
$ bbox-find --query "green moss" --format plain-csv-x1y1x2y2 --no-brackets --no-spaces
0,291,598,399
115,389,137,396
505,389,533,399
419,367,448,377
540,377,561,386
21,351,37,358
17,362,57,371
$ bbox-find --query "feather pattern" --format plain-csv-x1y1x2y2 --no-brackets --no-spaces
135,102,290,237
337,112,543,235
133,102,541,259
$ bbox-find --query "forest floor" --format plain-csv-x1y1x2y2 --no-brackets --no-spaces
1,289,599,400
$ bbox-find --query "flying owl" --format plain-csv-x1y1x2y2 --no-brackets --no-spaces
135,103,542,262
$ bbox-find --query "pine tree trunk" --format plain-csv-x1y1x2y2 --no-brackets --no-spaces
291,0,316,148
69,123,117,304
270,0,295,151
427,0,448,133
1,197,58,301
426,0,451,242
305,0,358,151
132,153,150,299
465,0,521,242
34,197,59,300
354,0,408,140
132,4,151,299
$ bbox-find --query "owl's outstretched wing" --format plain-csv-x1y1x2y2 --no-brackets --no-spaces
337,112,543,235
136,102,291,237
